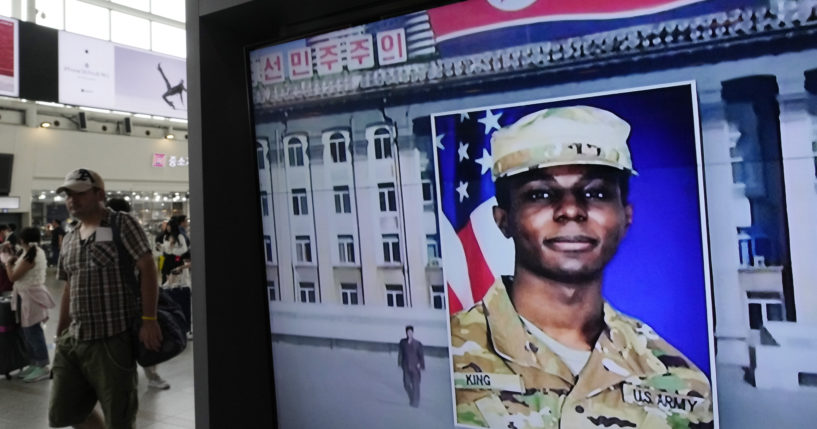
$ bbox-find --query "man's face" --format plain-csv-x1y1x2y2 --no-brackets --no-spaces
493,165,632,284
406,329,414,340
64,188,104,219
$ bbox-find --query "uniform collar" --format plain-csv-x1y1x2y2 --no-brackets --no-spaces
483,276,668,396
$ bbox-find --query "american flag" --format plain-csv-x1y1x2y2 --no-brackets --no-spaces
434,107,534,314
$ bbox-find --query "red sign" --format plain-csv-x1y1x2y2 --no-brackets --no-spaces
316,40,343,75
0,19,14,78
288,48,313,80
346,34,375,71
261,52,285,84
376,29,407,66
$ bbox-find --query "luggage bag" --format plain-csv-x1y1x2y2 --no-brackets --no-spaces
0,297,28,379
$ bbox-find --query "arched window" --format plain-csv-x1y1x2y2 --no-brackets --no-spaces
372,127,392,159
328,132,347,163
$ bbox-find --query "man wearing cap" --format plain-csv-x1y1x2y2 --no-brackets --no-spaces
49,168,161,429
450,106,712,429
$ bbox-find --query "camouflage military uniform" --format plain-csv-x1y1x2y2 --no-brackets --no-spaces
451,277,713,429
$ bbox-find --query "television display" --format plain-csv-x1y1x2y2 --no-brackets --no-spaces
0,153,12,196
247,0,817,427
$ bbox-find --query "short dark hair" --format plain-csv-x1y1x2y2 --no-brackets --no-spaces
405,325,414,333
0,224,8,232
494,166,631,210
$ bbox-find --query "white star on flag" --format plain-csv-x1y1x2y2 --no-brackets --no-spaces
456,181,469,202
476,149,493,175
458,142,470,162
434,133,445,150
459,112,470,122
478,110,502,135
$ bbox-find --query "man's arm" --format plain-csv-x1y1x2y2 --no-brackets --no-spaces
418,342,425,370
56,281,72,336
397,340,404,368
135,252,162,351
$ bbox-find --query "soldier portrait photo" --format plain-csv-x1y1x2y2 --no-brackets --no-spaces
432,84,715,428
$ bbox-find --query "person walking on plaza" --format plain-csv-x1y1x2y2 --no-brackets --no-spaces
49,168,162,429
2,227,57,382
397,325,425,408
49,219,66,267
107,197,171,391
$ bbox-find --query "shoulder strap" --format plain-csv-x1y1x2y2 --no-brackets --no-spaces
110,211,140,296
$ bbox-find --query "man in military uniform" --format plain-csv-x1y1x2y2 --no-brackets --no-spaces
450,106,713,428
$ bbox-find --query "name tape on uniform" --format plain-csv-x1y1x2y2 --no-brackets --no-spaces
454,372,524,393
622,384,704,415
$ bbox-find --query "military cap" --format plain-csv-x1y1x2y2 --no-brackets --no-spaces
490,105,637,180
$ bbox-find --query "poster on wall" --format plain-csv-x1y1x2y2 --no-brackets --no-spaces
58,31,187,119
433,83,715,428
114,46,187,119
58,31,115,108
0,15,19,97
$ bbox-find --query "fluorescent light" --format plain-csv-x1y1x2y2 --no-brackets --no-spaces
80,107,112,114
40,121,52,128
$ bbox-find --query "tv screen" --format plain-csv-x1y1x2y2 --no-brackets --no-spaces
247,0,817,427
0,153,12,196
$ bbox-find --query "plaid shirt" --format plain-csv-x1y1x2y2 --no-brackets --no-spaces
58,208,151,341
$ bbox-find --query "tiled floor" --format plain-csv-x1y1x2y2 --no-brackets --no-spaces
0,268,195,428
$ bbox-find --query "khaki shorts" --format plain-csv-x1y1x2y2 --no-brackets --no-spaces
48,330,138,429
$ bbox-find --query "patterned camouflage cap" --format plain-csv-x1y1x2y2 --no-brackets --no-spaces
490,105,637,180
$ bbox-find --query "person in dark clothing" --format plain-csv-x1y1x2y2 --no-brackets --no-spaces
398,325,425,407
49,219,66,267
0,224,12,293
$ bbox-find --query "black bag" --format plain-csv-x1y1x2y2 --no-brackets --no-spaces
131,290,188,367
111,211,187,366
0,298,28,378
164,286,191,334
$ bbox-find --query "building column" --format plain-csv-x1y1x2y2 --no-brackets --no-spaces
700,95,752,366
778,71,817,323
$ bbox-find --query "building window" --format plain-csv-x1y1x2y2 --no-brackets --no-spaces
338,235,355,264
260,191,269,216
378,183,397,212
373,127,392,159
256,141,266,170
341,283,359,305
264,235,273,263
386,284,405,307
747,291,785,330
292,189,308,215
422,180,434,203
382,234,401,263
328,132,348,163
334,186,351,213
426,235,440,261
431,285,445,309
295,235,312,263
267,281,277,302
288,137,305,166
299,282,316,303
